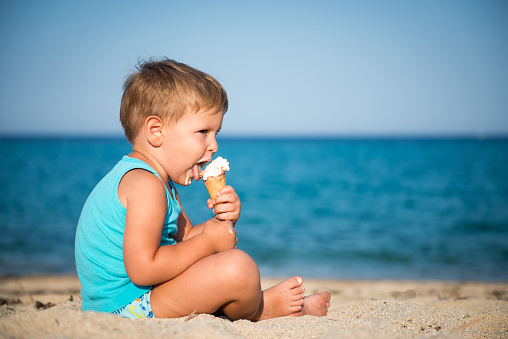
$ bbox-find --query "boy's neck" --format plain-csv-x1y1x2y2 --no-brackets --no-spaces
129,150,169,185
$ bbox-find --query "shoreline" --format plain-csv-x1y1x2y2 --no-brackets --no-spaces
1,275,507,338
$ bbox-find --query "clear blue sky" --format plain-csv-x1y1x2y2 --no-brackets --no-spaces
1,0,507,137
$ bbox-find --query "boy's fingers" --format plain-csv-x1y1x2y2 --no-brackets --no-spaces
207,199,214,209
217,185,235,196
215,212,239,225
213,202,231,214
213,193,239,206
214,211,229,220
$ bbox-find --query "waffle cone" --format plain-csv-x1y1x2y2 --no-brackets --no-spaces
204,172,226,203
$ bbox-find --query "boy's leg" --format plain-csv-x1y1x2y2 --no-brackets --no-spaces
150,249,331,320
150,249,264,319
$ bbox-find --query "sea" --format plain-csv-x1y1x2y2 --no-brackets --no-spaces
1,136,507,282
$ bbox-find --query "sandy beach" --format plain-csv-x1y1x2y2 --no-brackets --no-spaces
0,275,507,338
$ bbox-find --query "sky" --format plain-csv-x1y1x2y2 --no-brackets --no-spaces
0,0,507,137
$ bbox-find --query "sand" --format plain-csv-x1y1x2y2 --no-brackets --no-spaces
0,276,507,338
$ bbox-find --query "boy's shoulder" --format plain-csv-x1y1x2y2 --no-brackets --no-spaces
118,168,166,207
122,168,162,188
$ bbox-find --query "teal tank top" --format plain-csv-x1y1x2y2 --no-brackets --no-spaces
75,156,182,312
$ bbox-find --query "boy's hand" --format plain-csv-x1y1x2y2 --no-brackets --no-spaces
201,217,237,252
207,185,241,225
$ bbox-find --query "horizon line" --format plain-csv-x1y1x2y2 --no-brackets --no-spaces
1,131,508,140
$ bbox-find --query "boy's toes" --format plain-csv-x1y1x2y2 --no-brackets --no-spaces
290,304,303,313
321,291,331,303
291,285,305,295
294,298,304,306
291,293,304,302
285,276,303,289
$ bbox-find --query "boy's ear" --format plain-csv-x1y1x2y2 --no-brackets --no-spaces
144,116,164,147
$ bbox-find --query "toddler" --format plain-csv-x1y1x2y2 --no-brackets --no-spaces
75,58,330,320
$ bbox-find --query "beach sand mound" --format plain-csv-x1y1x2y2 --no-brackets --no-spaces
1,276,507,338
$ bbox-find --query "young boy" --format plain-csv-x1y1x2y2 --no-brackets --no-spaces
75,58,330,320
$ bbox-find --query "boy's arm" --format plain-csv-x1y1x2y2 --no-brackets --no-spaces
120,169,235,286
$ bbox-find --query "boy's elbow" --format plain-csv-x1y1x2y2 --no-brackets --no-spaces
128,273,151,286
125,263,152,286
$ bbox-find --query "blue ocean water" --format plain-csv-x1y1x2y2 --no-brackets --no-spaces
1,137,507,281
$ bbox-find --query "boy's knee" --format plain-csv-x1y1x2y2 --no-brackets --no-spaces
221,249,259,284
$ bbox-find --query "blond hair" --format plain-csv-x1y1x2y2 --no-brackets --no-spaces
120,58,228,143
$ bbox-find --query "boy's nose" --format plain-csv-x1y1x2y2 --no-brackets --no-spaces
208,139,218,153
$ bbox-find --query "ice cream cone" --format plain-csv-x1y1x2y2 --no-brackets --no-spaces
202,156,229,207
204,172,226,204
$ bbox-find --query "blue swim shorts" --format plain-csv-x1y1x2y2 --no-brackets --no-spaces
112,290,154,319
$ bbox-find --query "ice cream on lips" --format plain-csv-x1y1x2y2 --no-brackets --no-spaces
184,164,203,186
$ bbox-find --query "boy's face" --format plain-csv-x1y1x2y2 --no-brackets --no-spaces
161,107,224,186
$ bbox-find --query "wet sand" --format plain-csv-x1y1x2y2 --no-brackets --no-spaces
1,275,507,338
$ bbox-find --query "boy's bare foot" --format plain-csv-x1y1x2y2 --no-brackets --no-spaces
250,277,330,321
290,291,331,317
249,276,304,321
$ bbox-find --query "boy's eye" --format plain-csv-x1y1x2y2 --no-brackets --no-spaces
198,129,220,136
